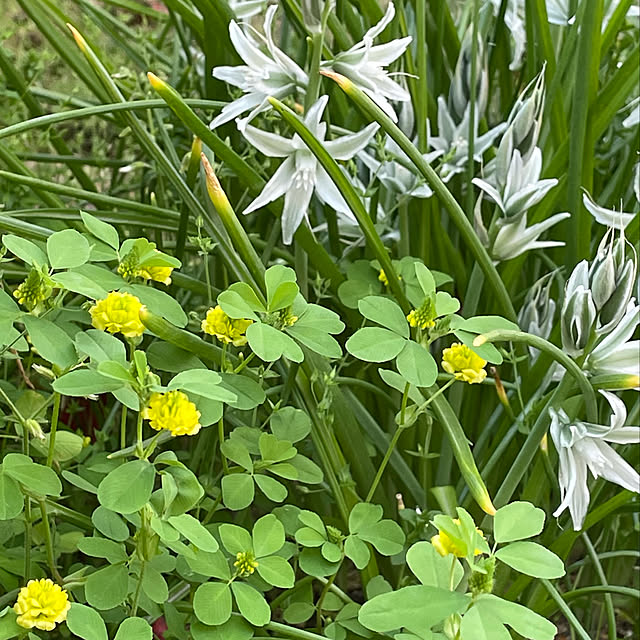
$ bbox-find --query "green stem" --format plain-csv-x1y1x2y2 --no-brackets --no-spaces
120,405,128,450
474,329,597,422
218,416,228,474
315,569,338,630
135,411,144,459
38,500,62,582
46,392,61,468
131,561,146,617
540,579,592,640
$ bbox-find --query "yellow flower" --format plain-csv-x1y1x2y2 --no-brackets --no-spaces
137,265,173,285
13,578,70,631
407,302,436,330
234,551,259,577
378,268,389,286
431,519,485,558
144,390,201,437
13,269,52,311
201,305,252,346
90,292,145,338
441,342,487,384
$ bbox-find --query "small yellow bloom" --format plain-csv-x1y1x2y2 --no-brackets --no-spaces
144,390,201,437
431,519,485,558
137,265,173,285
14,578,70,631
378,269,389,287
407,297,437,330
201,306,252,346
234,551,259,577
90,292,145,338
13,269,52,311
441,343,487,384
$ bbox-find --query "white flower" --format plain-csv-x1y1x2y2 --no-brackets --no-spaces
621,97,639,129
550,392,640,531
228,0,267,19
519,272,557,358
429,97,506,182
584,300,640,383
491,211,570,262
241,96,378,244
210,6,308,129
583,192,637,230
473,148,558,219
561,260,597,358
324,2,411,122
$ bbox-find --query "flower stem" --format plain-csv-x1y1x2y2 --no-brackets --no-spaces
120,404,128,450
315,570,338,630
38,499,62,583
135,411,144,458
46,392,61,468
218,416,228,474
131,561,146,617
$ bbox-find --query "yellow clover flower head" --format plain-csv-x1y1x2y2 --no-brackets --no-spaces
234,551,259,577
144,390,201,437
201,305,252,346
13,268,52,311
431,519,485,558
137,265,173,285
90,291,145,338
378,268,389,287
441,342,487,384
14,578,70,631
407,297,436,330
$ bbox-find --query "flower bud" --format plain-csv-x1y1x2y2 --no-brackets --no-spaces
25,419,45,441
518,272,556,346
448,29,489,124
561,261,597,358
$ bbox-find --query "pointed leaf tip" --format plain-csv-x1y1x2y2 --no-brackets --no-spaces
147,72,163,89
66,23,86,50
320,69,351,89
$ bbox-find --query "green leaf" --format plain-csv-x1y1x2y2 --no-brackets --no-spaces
142,564,169,603
147,341,206,373
220,440,253,472
268,281,299,312
346,327,406,362
85,563,129,610
217,289,260,320
168,514,219,552
298,509,325,533
0,472,24,520
435,292,460,316
321,541,343,563
259,433,296,463
359,520,405,556
270,407,311,443
219,373,265,410
414,263,436,297
168,369,235,403
494,502,546,543
97,360,136,384
193,582,232,626
495,542,565,578
265,265,297,297
299,547,341,577
191,617,253,640
459,605,511,640
2,234,48,266
47,229,90,269
81,211,119,250
256,554,295,588
77,536,127,563
252,513,285,557
349,503,383,533
453,329,503,364
358,585,470,635
231,582,271,626
406,541,463,589
186,548,231,580
295,527,326,547
345,535,370,569
472,594,557,640
295,303,344,333
247,322,304,362
91,506,129,542
219,523,253,555
22,315,77,369
458,316,519,334
97,460,155,514
160,465,204,517
53,369,124,396
358,296,409,337
396,341,438,388
2,453,62,496
126,284,188,327
254,474,287,502
289,454,323,483
113,617,152,640
66,603,108,640
75,330,127,365
221,473,255,511
284,603,315,625
53,270,109,299
286,325,342,358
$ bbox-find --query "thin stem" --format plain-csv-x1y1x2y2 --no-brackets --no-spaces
233,352,255,374
38,500,62,583
131,561,146,617
120,405,127,450
46,392,61,468
315,569,338,630
218,416,229,474
540,579,592,640
135,411,144,458
582,533,616,640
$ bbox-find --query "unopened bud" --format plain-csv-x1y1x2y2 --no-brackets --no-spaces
32,364,56,381
519,273,556,359
591,373,640,391
25,419,45,440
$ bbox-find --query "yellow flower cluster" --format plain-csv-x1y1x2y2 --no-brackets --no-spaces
137,265,173,285
431,519,485,558
406,300,436,330
90,291,145,338
13,579,70,631
201,305,252,346
13,269,52,311
234,551,259,577
378,268,389,287
144,390,201,437
441,343,487,384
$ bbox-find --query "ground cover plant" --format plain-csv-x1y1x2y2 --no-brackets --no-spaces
0,0,638,638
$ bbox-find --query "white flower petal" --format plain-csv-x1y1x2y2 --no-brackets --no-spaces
241,123,296,157
229,20,272,68
324,122,379,160
583,192,636,230
243,155,296,214
210,92,264,129
281,171,315,244
314,166,350,214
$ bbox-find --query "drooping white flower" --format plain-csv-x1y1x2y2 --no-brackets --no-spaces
228,0,267,19
490,211,570,262
583,191,637,230
429,97,506,182
561,260,597,358
210,6,308,129
241,96,378,244
584,300,640,383
324,2,411,122
473,148,558,219
550,392,640,531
